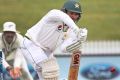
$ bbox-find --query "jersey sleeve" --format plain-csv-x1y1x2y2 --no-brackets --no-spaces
13,48,23,68
43,9,79,33
2,52,10,68
0,33,3,49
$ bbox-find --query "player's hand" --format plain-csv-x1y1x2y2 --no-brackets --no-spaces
13,67,22,78
77,28,88,42
6,66,16,79
9,69,15,79
10,67,22,79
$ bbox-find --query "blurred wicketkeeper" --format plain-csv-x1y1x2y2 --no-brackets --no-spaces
0,22,33,80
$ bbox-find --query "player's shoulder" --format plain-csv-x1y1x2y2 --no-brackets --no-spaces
0,33,2,35
0,33,3,38
50,9,60,11
49,9,62,13
16,33,23,38
0,33,3,46
16,33,24,43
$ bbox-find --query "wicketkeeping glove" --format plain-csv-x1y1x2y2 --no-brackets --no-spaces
10,67,22,79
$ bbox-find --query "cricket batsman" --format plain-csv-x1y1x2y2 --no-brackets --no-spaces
0,22,33,80
19,0,87,80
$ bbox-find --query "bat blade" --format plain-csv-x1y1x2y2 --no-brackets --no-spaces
68,51,81,80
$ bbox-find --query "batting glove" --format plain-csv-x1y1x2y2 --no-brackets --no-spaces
77,28,88,42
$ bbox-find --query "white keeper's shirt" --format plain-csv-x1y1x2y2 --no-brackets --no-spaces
25,9,79,52
0,33,24,68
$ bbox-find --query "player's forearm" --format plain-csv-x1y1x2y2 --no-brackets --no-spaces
14,60,21,68
14,51,22,68
2,57,10,68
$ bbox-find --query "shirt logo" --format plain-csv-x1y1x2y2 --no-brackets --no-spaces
56,24,69,32
57,25,62,31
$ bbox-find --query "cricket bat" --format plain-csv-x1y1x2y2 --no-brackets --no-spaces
68,50,81,80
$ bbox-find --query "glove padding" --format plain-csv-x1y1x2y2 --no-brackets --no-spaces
77,28,88,42
41,57,59,80
66,28,87,53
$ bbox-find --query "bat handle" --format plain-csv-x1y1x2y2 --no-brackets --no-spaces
68,51,81,80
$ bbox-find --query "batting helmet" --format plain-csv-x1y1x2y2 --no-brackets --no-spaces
61,0,82,14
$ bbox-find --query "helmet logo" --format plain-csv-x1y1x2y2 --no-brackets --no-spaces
74,3,79,8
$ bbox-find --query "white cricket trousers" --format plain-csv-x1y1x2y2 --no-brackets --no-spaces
21,37,53,80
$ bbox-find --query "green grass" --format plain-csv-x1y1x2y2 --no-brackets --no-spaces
0,0,120,40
